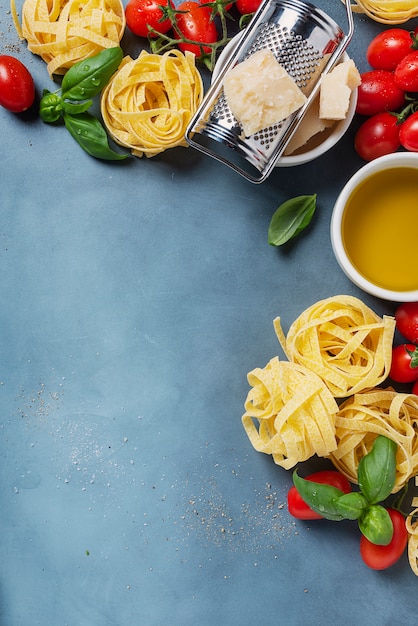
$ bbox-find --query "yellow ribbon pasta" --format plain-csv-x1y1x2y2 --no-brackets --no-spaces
406,508,418,576
329,389,418,492
274,295,395,398
13,0,125,76
345,0,418,24
101,50,203,158
242,356,339,469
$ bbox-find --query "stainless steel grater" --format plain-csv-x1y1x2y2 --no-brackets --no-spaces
185,0,354,183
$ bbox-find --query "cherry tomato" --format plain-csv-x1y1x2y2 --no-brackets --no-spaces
412,379,418,395
354,112,400,161
287,470,351,520
360,508,408,570
389,343,418,383
367,29,414,71
399,110,418,151
235,0,263,14
0,55,35,113
395,302,418,343
174,1,218,57
125,0,172,38
395,51,418,92
356,70,406,116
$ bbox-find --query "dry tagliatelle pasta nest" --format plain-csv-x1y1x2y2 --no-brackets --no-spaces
345,0,418,24
329,389,418,492
12,0,125,76
242,357,339,470
101,50,203,158
407,504,418,576
274,295,395,398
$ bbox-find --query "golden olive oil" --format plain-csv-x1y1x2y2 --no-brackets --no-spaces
342,167,418,292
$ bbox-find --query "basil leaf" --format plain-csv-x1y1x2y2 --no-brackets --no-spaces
292,470,346,521
268,194,316,246
61,47,123,101
358,504,394,546
358,436,397,505
63,112,129,161
333,492,368,520
63,100,93,115
39,90,64,123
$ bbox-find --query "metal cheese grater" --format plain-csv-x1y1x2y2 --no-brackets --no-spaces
185,0,354,183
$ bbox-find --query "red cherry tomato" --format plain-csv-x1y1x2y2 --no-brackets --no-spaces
395,302,418,343
399,110,418,151
174,1,218,57
395,51,418,92
360,508,408,570
125,0,172,38
354,112,401,161
0,55,35,113
235,0,263,14
356,70,406,116
390,343,418,383
287,470,351,520
367,28,414,71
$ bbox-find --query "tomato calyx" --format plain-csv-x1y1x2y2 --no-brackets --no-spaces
406,345,418,368
410,30,418,50
389,94,418,124
390,343,418,383
148,0,233,70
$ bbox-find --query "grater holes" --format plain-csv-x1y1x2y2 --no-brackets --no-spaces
248,22,323,92
211,91,235,124
255,125,283,145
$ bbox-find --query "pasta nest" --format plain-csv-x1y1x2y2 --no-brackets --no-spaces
345,0,418,24
274,294,395,398
242,357,339,470
101,50,204,157
19,0,125,76
330,389,418,492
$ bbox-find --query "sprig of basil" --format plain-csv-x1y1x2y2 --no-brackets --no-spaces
39,47,129,161
268,194,317,246
292,436,398,545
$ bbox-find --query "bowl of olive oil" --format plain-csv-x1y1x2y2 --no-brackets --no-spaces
331,152,418,301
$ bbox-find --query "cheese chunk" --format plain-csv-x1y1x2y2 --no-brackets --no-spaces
319,59,361,120
284,95,334,155
223,49,307,137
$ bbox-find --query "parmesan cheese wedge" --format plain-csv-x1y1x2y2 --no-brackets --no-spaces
223,49,307,137
319,59,361,121
284,95,334,155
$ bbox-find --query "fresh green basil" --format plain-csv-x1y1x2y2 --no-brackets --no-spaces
292,471,346,521
333,492,369,520
292,436,399,546
64,112,129,161
39,90,64,123
63,100,93,115
61,47,123,101
358,504,394,546
358,435,397,505
39,48,129,161
268,194,316,246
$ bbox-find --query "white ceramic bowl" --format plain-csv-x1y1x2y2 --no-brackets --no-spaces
211,35,357,167
330,152,418,302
